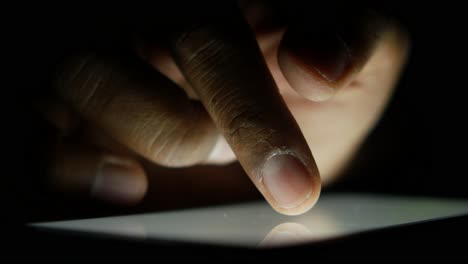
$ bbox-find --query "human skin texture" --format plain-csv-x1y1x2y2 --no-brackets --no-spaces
37,2,409,215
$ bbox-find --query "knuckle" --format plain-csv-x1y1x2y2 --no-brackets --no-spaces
221,101,268,147
225,107,260,139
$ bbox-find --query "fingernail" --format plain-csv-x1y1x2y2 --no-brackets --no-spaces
92,157,146,204
261,154,313,209
282,28,352,84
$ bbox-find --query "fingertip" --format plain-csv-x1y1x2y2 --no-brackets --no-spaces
261,153,321,216
274,178,321,216
277,25,353,102
278,48,338,102
277,194,320,216
277,8,389,102
91,156,148,205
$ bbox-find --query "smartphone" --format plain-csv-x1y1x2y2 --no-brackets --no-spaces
30,193,468,248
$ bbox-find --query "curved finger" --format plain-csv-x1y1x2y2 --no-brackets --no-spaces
48,141,148,205
54,51,219,167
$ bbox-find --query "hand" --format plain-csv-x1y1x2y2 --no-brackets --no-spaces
33,1,409,216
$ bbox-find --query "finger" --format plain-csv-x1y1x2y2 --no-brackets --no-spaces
169,4,320,215
278,7,394,101
48,141,148,205
54,51,220,167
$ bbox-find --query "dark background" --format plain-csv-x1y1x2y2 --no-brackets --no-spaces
2,1,466,260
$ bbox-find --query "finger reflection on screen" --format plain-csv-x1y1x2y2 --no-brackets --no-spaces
31,193,468,248
260,211,339,247
260,223,312,247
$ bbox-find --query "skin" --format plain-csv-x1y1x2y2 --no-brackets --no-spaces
35,1,409,216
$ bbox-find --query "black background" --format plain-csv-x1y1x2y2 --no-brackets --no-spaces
2,1,466,260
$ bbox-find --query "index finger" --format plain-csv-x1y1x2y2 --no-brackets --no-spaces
167,3,320,215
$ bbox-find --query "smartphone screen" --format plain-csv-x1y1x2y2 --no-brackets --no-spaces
31,193,468,248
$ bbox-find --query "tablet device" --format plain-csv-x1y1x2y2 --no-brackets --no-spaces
30,193,468,248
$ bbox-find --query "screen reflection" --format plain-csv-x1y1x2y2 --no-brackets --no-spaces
32,193,468,247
